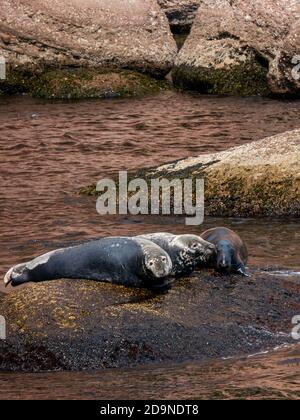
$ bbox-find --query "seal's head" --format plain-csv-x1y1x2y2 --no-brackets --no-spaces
173,234,216,264
144,249,173,279
215,240,235,273
4,263,31,287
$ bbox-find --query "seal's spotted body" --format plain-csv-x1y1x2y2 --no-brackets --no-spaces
4,237,173,291
137,233,215,277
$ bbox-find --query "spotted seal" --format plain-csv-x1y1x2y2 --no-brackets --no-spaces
137,232,216,277
4,237,173,291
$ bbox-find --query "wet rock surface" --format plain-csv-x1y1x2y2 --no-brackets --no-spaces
143,128,300,217
0,269,299,372
173,0,300,96
158,0,202,33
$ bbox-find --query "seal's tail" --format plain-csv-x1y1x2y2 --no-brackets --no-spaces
4,263,28,287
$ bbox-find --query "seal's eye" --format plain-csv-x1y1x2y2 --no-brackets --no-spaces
149,261,154,267
161,257,167,262
191,243,198,249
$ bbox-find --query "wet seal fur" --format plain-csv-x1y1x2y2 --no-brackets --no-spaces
137,233,216,277
200,227,249,276
4,237,173,291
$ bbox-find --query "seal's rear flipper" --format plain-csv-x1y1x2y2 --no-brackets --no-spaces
4,267,14,287
4,263,29,287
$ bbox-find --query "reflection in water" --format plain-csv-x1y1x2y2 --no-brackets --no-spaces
0,92,299,399
0,345,299,400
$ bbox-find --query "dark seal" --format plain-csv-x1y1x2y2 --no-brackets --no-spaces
137,233,216,277
4,237,173,291
200,227,249,276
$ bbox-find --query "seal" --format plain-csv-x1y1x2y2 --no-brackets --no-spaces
200,227,249,276
4,237,173,291
137,233,216,277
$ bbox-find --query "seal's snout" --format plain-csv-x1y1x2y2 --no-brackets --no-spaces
216,252,232,272
156,257,172,278
147,254,172,279
219,261,229,269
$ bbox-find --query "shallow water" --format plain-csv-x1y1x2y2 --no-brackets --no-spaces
0,91,299,399
0,345,299,400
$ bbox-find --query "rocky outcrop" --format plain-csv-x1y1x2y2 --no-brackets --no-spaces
82,129,300,217
173,0,300,96
0,0,177,97
1,270,299,371
143,128,300,217
158,0,202,33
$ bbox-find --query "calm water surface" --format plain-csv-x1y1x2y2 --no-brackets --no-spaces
0,91,299,399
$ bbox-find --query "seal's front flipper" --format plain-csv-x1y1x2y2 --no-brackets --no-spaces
236,267,251,277
148,277,175,293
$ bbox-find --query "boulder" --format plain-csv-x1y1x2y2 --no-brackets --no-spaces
0,0,177,97
0,269,299,371
144,128,300,217
158,0,202,33
173,0,300,96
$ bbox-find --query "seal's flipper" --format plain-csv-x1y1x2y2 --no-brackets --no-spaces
237,267,251,277
4,263,28,287
4,267,14,287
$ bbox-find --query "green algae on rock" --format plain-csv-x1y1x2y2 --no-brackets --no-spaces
173,59,270,96
1,270,299,371
0,68,169,99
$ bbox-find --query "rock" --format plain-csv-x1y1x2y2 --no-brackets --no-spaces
0,0,177,97
142,128,300,217
173,0,300,96
0,270,299,371
158,0,202,33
